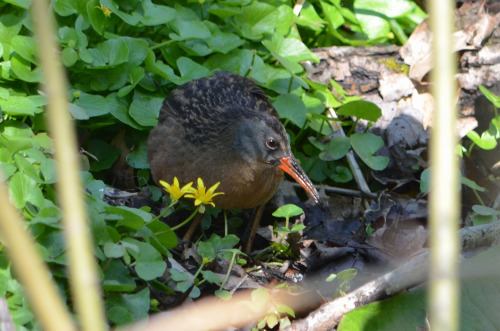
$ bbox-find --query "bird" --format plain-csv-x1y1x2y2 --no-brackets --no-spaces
147,72,322,248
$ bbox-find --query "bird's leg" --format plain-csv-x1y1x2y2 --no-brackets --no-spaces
182,213,204,241
244,204,265,254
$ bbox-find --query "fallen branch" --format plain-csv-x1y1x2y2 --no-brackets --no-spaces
286,221,500,331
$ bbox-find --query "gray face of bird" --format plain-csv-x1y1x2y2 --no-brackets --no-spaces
233,115,323,207
233,115,291,166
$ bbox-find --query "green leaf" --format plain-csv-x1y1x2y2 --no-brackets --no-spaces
5,0,30,9
479,85,500,108
36,228,66,261
87,0,108,35
100,0,139,26
471,214,496,226
177,57,210,81
310,136,351,161
354,0,414,40
169,17,211,41
326,273,337,282
295,2,326,32
126,139,149,169
86,140,121,172
10,54,42,83
103,242,126,258
128,90,163,127
232,2,278,40
337,100,382,122
8,172,44,209
200,270,223,284
0,96,40,116
204,22,245,54
140,0,175,26
466,124,498,150
204,49,254,75
263,35,318,73
420,168,430,193
215,290,232,300
11,35,38,64
73,91,112,117
54,0,78,16
472,205,500,216
290,224,306,232
198,241,216,261
460,176,486,192
321,0,345,30
350,133,389,171
106,288,150,325
88,38,130,68
102,259,136,292
273,94,308,127
62,47,79,67
330,165,353,183
146,220,178,250
123,239,166,281
273,204,304,218
103,206,148,230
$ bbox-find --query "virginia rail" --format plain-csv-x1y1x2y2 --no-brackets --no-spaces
148,72,322,249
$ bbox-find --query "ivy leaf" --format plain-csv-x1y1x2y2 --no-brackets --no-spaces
102,259,136,292
479,85,500,108
128,90,163,127
198,241,216,261
273,94,308,127
140,0,175,26
337,100,382,122
103,206,149,230
8,172,44,209
350,132,389,170
106,288,150,325
123,239,166,281
273,204,304,218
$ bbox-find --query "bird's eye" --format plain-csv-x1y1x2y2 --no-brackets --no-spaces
266,138,278,150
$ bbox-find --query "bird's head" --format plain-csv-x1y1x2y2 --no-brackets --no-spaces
233,114,323,207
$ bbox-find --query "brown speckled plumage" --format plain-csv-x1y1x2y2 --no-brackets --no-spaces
148,72,320,210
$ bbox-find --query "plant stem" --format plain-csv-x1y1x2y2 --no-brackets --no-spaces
219,251,237,290
150,40,172,50
169,207,200,232
151,201,176,222
32,1,107,330
428,0,460,329
224,210,228,237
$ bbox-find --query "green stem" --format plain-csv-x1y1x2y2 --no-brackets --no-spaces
466,142,476,158
192,260,206,281
472,189,485,206
150,40,172,50
288,75,294,93
292,118,310,145
224,210,228,237
169,207,200,232
151,201,177,222
219,251,236,291
347,118,359,136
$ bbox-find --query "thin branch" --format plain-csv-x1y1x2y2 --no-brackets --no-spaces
428,0,460,330
30,2,107,330
286,221,500,331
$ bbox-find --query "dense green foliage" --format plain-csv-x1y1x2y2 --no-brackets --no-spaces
0,0,425,329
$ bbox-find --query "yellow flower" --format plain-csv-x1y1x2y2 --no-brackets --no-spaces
184,178,225,212
96,4,112,17
159,177,194,202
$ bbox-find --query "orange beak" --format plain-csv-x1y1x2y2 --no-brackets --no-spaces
278,157,323,207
